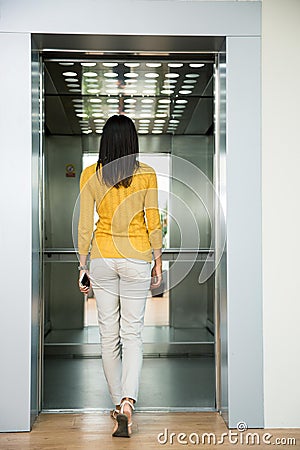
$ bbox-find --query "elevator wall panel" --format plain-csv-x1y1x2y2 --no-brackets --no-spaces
48,262,84,329
45,136,82,248
171,135,214,249
170,135,214,330
169,262,214,329
44,136,84,330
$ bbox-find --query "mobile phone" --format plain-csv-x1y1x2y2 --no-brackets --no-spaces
79,272,90,288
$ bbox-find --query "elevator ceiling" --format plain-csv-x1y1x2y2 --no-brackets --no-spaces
44,58,214,136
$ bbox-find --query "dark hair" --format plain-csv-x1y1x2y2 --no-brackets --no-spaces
96,115,139,188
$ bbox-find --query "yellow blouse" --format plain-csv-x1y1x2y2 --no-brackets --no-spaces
78,162,162,262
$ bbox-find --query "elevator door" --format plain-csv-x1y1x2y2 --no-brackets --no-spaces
42,56,217,411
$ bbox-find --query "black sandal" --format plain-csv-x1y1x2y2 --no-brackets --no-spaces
112,399,135,438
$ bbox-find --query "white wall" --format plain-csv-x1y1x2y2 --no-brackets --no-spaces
226,36,263,428
0,0,260,36
262,0,300,428
0,33,32,432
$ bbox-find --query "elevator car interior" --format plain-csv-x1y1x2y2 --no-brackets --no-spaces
42,50,222,412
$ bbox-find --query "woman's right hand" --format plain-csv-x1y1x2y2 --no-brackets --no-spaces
78,270,90,294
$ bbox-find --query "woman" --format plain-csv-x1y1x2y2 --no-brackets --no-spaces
77,115,162,438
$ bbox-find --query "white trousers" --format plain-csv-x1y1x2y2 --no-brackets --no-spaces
89,257,151,405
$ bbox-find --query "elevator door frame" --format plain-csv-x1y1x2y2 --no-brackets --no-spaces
32,31,264,429
39,47,223,415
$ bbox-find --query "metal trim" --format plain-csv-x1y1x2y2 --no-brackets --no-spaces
44,55,217,61
213,54,221,413
33,33,225,55
38,53,45,416
44,248,214,253
42,406,216,414
43,248,215,263
44,342,214,358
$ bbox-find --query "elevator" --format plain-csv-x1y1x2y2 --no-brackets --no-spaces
38,37,226,413
0,0,265,430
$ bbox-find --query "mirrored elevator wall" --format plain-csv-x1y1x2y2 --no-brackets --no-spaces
43,133,214,339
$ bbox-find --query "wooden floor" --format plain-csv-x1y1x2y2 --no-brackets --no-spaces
0,412,299,449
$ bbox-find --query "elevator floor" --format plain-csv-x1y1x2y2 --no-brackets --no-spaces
43,356,215,410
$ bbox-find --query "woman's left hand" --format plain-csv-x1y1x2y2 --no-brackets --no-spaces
150,263,162,288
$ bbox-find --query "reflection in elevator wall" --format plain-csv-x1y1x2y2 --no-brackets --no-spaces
82,151,170,248
81,152,171,328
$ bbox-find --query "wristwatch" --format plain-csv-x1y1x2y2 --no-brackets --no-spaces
78,265,88,271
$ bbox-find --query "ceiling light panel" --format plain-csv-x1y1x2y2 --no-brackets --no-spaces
102,62,118,67
59,62,74,66
47,60,211,135
62,71,77,77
